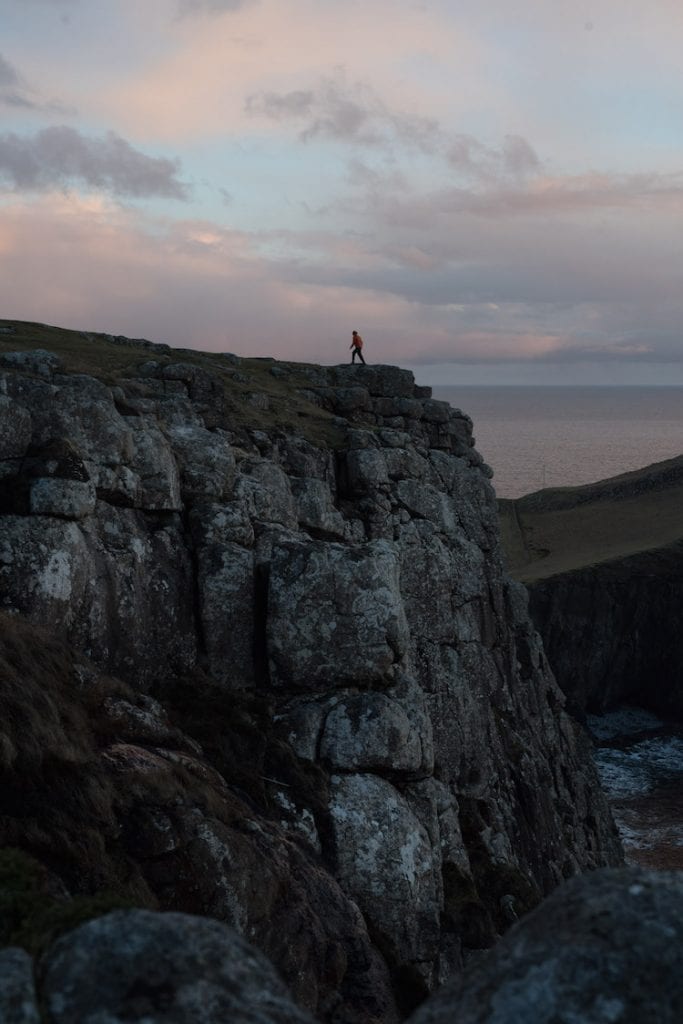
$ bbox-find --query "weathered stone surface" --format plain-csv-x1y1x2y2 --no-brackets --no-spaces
0,345,624,1021
268,539,409,690
529,552,683,716
0,948,40,1024
0,508,195,688
39,909,315,1024
330,365,417,398
190,501,255,548
29,477,97,519
329,773,441,978
0,394,32,461
408,868,683,1024
332,386,372,415
165,424,236,502
292,477,346,539
319,676,433,776
0,348,61,375
345,448,390,494
195,540,255,687
0,515,91,629
236,461,298,529
6,372,182,510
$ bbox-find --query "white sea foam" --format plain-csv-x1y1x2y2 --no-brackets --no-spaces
587,707,664,742
593,737,683,797
589,706,683,864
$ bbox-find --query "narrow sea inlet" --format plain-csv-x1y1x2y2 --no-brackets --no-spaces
436,384,683,871
589,708,683,871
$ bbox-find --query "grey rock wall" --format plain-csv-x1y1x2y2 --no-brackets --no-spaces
528,546,683,716
408,867,683,1024
0,351,622,1018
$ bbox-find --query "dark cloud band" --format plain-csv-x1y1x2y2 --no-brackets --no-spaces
0,126,189,199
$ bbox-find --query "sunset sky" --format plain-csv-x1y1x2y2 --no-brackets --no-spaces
1,0,683,383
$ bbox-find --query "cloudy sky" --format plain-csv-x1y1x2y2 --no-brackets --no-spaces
1,0,682,383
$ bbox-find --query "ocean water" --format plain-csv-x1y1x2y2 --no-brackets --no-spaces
588,708,683,870
433,386,683,499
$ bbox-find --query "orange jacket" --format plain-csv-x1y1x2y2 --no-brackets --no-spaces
351,334,364,349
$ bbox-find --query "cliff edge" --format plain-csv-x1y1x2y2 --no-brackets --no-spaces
0,320,621,1020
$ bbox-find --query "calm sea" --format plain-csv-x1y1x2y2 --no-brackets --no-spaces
433,386,683,499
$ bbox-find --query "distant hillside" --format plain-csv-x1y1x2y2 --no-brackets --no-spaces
499,456,683,584
500,460,683,716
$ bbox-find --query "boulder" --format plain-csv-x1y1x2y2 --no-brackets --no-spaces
408,868,683,1024
39,909,314,1024
0,948,40,1023
0,349,61,376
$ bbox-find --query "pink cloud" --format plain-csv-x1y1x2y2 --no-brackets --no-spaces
100,0,482,141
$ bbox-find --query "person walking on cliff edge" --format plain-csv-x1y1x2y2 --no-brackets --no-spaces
350,330,366,364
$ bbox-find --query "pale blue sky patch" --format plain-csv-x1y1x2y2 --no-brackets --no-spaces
1,0,683,382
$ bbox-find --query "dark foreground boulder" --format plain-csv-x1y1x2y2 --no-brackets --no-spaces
0,947,39,1023
29,909,313,1024
408,867,683,1024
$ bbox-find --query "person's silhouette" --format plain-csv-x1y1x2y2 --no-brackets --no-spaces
350,330,366,364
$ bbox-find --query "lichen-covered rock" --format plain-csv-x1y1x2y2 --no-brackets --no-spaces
236,460,298,529
39,909,315,1024
0,393,32,462
29,478,97,519
329,772,441,980
0,348,623,1021
5,372,182,510
267,539,409,690
0,508,196,688
292,477,346,539
319,676,433,775
345,448,390,495
407,868,683,1024
165,423,236,502
0,948,40,1024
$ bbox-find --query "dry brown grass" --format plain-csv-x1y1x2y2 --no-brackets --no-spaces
499,456,683,582
0,317,346,448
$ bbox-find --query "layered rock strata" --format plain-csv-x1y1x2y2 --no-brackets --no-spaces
0,340,622,1019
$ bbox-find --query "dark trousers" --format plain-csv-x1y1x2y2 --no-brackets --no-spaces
351,348,366,364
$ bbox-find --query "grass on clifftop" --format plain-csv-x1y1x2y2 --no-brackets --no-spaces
499,457,683,583
0,318,346,448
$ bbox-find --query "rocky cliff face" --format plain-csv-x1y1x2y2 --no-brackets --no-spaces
527,548,683,718
499,461,683,718
0,334,621,1020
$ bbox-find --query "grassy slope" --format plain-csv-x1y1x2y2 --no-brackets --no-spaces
499,457,683,583
0,318,345,448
